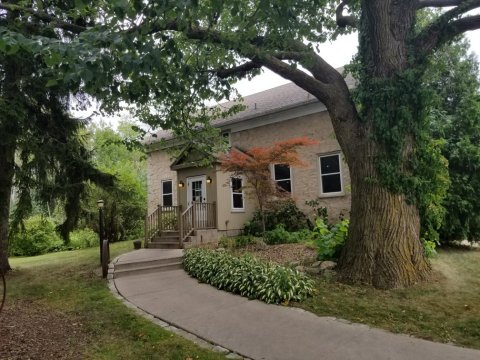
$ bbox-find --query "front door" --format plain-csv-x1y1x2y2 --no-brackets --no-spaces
187,176,208,228
187,176,207,206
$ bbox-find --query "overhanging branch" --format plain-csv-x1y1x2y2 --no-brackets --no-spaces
417,0,464,8
336,0,358,28
0,3,86,34
215,61,262,79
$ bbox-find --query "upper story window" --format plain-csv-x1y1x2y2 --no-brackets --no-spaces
231,177,244,211
222,131,231,148
273,164,292,193
319,153,343,195
162,179,173,206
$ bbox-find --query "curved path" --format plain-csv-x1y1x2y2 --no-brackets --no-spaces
112,250,480,360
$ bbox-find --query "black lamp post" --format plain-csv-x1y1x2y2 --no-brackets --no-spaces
97,199,105,265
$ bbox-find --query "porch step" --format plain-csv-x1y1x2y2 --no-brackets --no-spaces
113,254,183,278
152,236,181,243
147,241,182,249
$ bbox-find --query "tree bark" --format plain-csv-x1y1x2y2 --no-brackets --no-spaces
0,142,15,272
335,0,431,288
337,142,431,288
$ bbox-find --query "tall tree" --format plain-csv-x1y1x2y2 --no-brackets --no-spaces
0,1,110,271
426,39,480,242
1,1,480,287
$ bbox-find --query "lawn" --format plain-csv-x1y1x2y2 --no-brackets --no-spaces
3,241,227,360
296,248,480,349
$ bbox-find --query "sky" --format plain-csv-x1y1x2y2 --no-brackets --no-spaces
233,31,480,97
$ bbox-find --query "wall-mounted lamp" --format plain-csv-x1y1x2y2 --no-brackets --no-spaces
178,181,185,188
206,176,213,184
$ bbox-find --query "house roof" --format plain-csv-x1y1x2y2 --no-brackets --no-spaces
145,68,354,145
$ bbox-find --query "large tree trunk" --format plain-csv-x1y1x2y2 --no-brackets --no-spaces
336,0,431,288
0,141,15,272
337,143,431,289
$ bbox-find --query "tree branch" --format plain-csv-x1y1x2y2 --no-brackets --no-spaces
417,0,465,8
415,6,480,56
336,0,358,28
214,60,262,79
0,3,86,34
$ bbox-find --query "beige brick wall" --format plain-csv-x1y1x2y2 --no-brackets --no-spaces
231,111,351,222
146,150,178,215
146,110,351,224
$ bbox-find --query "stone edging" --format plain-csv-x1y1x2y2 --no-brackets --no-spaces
107,255,251,360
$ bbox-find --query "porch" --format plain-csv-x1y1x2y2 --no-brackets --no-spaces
144,202,218,249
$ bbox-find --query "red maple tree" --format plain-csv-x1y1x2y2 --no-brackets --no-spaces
219,137,318,233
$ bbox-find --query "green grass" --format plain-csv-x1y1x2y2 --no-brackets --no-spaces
7,241,227,360
297,248,480,349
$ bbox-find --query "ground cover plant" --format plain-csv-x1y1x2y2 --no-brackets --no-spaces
3,241,227,360
184,248,315,304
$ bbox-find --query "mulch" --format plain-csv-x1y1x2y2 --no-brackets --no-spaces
236,243,318,265
0,300,89,360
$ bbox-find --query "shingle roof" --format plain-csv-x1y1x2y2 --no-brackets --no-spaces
145,69,354,144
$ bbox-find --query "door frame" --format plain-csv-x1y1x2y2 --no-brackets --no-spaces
186,175,207,206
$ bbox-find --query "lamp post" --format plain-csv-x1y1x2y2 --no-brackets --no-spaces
97,200,104,265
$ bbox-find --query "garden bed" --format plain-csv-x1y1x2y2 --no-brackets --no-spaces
232,243,317,266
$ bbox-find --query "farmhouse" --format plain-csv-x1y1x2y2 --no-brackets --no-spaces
144,78,353,248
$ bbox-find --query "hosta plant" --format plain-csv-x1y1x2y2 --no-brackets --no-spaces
183,248,315,304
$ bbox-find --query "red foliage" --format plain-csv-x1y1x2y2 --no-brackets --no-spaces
219,137,318,214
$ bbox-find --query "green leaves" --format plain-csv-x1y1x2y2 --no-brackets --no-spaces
311,218,349,261
183,248,315,304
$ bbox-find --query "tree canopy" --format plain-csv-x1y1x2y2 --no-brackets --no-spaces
1,0,480,287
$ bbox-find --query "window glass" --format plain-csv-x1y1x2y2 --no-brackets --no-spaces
162,180,173,206
231,177,244,210
319,155,342,194
273,164,292,193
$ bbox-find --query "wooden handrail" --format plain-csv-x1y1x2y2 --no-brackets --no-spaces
145,202,217,247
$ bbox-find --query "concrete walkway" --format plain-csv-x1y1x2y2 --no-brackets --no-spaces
112,251,480,360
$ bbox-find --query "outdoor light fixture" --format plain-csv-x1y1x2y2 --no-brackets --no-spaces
97,199,104,208
207,176,212,184
178,181,185,188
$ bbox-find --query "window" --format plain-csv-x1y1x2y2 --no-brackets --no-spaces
273,164,292,193
319,154,343,195
222,131,231,148
231,177,244,211
162,180,173,206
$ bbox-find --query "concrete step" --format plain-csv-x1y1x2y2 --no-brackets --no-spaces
115,256,183,271
114,262,183,278
147,242,182,249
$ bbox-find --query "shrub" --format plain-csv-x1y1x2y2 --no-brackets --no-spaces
70,228,99,249
219,235,255,249
263,224,309,245
311,218,349,261
9,216,63,256
244,199,311,235
183,248,315,304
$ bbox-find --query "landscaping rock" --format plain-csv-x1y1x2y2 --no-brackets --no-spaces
311,261,322,268
290,261,301,267
216,247,226,252
295,265,306,272
305,267,322,275
320,261,337,270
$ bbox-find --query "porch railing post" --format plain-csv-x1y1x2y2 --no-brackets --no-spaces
213,201,217,228
192,202,196,230
178,205,183,247
157,204,162,236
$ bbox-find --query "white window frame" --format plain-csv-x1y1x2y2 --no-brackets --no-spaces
230,176,245,212
272,163,293,194
161,179,174,206
319,153,344,197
